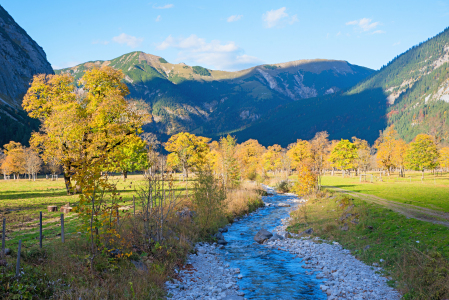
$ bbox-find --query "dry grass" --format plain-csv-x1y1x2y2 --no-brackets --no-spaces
225,181,264,218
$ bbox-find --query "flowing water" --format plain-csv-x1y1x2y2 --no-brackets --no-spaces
218,188,326,299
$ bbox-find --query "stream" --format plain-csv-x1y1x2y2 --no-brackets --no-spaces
217,187,326,299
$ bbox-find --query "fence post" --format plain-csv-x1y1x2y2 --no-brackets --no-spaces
133,195,135,216
16,240,22,277
116,207,120,228
2,218,5,256
61,214,64,243
39,212,42,248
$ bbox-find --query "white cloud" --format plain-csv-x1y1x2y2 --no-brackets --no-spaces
346,18,381,32
156,34,262,71
336,31,341,37
372,30,385,34
262,7,298,28
393,41,401,46
155,15,162,22
112,33,144,48
227,15,243,22
153,4,173,9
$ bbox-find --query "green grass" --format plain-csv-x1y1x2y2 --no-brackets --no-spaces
287,191,449,298
320,171,449,212
0,174,195,250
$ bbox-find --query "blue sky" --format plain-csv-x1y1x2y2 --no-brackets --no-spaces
2,0,449,71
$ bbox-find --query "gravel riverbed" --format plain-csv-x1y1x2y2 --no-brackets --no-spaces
165,241,245,300
268,218,401,300
166,191,401,300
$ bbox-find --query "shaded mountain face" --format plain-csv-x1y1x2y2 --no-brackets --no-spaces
235,26,449,146
0,5,54,146
56,52,373,137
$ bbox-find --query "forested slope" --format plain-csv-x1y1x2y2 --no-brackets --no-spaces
235,26,449,146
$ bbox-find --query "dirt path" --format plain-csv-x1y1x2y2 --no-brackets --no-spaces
325,186,449,228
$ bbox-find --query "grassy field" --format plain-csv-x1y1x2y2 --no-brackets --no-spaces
287,190,449,299
0,174,194,250
0,173,264,299
320,171,449,212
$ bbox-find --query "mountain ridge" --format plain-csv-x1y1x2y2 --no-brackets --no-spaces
56,51,374,137
234,26,449,146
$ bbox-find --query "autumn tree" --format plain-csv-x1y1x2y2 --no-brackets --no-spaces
294,163,317,196
262,144,283,175
439,147,449,172
0,149,7,179
23,66,148,194
236,139,265,180
328,139,358,177
165,132,211,179
352,137,371,175
216,135,240,188
405,134,440,179
112,139,148,180
374,126,398,176
1,141,26,179
141,132,161,176
24,147,42,181
287,140,311,170
392,139,408,177
310,132,330,189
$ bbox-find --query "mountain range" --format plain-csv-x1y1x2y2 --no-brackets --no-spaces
235,27,449,146
55,53,373,138
2,3,449,149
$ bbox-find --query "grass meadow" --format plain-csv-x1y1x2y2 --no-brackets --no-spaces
320,171,449,212
0,174,194,252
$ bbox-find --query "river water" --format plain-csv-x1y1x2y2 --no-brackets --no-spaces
218,189,326,299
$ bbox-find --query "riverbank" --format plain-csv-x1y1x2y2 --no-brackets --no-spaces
286,190,449,299
270,220,400,299
166,241,245,299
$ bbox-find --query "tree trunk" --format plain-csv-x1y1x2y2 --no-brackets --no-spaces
63,172,73,195
422,169,424,180
123,170,128,181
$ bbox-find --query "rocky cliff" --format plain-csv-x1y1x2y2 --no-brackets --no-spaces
0,5,54,146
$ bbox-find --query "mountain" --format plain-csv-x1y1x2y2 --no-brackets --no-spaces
56,52,373,137
0,5,54,146
235,27,449,146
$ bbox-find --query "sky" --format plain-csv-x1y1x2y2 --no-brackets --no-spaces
2,0,449,71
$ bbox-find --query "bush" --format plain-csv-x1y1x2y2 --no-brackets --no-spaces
275,180,291,193
191,170,227,237
158,57,168,63
192,66,211,76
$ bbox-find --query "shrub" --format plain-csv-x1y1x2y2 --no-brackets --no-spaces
191,170,227,237
192,66,211,76
275,180,291,193
158,57,168,63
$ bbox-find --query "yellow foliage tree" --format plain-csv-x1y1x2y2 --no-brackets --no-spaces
351,137,371,175
236,139,265,180
374,126,398,176
294,163,317,196
1,141,26,179
23,66,148,194
262,144,283,175
392,139,408,177
439,147,449,171
287,140,311,170
164,132,211,178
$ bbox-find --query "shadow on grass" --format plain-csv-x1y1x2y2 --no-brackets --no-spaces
0,190,72,201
